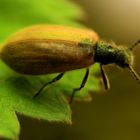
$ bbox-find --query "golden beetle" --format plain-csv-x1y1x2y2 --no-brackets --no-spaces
0,25,140,103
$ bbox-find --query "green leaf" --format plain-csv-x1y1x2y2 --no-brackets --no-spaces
0,0,100,139
0,60,73,138
0,76,71,121
0,107,20,139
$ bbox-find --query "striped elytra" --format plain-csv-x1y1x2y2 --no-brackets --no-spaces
0,25,99,75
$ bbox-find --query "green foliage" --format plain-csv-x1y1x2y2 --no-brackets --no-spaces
0,0,100,139
0,0,82,42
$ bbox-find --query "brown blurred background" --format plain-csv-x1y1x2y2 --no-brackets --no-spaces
17,0,140,140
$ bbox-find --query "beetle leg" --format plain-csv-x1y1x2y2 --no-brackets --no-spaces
100,64,110,90
33,72,65,98
69,68,89,104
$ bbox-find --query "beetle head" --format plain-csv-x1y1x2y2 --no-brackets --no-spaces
94,41,133,68
94,40,140,84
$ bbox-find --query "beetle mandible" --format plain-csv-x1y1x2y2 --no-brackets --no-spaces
0,25,140,103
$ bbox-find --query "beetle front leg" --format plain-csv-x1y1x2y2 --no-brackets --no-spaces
100,64,110,90
69,68,89,104
33,72,65,98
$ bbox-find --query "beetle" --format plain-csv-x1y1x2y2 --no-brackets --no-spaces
0,24,140,103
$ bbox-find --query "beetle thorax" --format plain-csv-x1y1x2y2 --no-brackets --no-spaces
94,41,133,68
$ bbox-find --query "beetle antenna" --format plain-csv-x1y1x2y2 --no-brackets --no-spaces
128,65,140,84
129,39,140,51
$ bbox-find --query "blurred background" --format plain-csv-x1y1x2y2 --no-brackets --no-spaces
0,0,140,140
